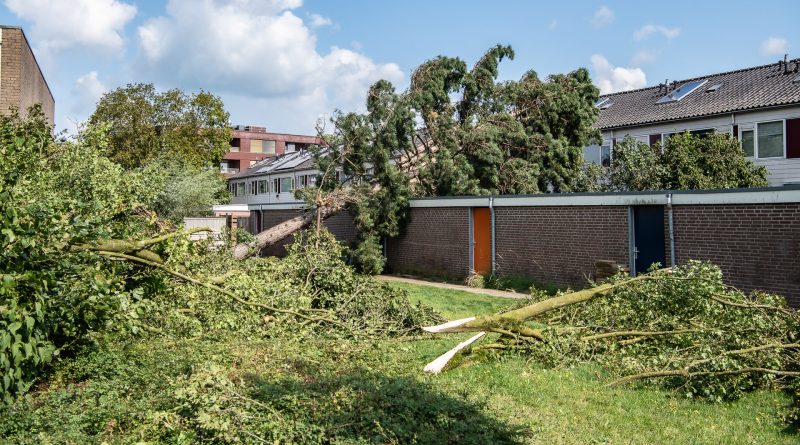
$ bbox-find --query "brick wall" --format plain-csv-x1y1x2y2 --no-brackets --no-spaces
670,204,800,306
251,209,358,257
0,28,54,124
495,206,629,289
386,207,470,279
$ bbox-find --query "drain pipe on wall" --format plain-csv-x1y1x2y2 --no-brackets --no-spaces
489,196,496,276
666,193,676,267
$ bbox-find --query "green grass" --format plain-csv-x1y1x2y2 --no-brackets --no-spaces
391,281,518,318
0,281,795,444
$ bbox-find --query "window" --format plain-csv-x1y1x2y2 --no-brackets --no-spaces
308,175,317,188
600,144,611,167
656,80,708,104
230,138,241,152
229,182,236,196
251,140,263,153
272,178,279,194
583,144,601,164
258,180,267,194
595,98,612,109
757,121,784,158
741,129,755,157
236,182,245,197
279,177,292,193
286,143,296,152
264,140,276,155
249,181,258,195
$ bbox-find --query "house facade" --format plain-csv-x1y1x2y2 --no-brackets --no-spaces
220,124,320,176
0,26,54,124
585,58,800,186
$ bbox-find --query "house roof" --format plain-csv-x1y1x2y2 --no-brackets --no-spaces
229,150,315,180
595,59,800,130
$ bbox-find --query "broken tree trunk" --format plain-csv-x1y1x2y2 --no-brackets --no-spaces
231,205,340,260
422,269,671,373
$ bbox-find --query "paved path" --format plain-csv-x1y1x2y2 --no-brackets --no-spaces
377,275,528,299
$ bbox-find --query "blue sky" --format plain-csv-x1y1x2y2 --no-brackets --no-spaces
1,0,797,134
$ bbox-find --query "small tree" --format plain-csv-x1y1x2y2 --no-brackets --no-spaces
662,132,768,190
603,132,768,191
89,83,231,169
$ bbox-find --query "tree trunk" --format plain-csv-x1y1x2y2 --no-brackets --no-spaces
232,206,339,260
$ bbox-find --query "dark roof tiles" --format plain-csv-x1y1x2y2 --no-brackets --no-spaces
595,60,800,130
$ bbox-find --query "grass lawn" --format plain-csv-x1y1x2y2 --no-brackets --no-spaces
0,281,795,444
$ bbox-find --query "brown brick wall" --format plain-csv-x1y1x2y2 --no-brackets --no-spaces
495,206,629,289
670,204,800,306
386,207,470,279
0,28,54,124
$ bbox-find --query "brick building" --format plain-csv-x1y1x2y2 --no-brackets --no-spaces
386,188,800,307
220,125,320,176
0,26,54,124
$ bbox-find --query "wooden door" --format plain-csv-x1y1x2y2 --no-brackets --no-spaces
472,207,491,275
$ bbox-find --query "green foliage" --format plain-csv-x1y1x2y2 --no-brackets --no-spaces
0,110,154,402
89,83,231,169
525,261,797,403
146,228,441,340
314,45,600,272
408,45,601,195
605,133,768,191
143,160,230,224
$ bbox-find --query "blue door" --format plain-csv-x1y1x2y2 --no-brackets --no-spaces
633,206,666,275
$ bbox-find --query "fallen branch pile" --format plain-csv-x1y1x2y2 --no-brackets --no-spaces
423,262,799,410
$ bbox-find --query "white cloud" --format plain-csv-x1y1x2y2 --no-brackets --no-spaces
71,71,107,114
591,6,614,28
135,0,402,132
590,54,647,95
760,37,788,57
632,49,658,65
634,24,680,41
309,13,332,28
4,0,136,52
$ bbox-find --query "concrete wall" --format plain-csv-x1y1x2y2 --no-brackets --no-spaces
0,27,54,124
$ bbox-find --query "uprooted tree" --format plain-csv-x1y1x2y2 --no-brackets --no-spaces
232,44,603,269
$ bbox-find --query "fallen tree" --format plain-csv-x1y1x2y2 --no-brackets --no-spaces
422,261,800,423
231,204,339,260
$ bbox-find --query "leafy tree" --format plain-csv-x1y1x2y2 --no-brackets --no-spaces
89,83,231,169
409,45,601,195
143,160,231,225
662,132,768,190
604,133,768,191
284,45,601,273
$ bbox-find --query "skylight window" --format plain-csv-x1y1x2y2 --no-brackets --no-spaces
595,97,613,110
706,83,722,92
656,79,708,104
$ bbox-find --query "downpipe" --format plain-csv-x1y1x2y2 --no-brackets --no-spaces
666,193,676,267
489,196,496,276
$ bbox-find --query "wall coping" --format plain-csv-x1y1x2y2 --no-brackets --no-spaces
409,185,800,207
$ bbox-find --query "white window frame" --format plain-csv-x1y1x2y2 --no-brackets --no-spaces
738,119,786,160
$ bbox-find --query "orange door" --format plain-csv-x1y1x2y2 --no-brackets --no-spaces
472,207,491,275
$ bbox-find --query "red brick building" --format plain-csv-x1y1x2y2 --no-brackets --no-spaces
220,125,320,176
